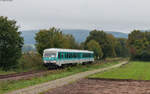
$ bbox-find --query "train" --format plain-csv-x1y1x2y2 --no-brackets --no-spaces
43,48,94,67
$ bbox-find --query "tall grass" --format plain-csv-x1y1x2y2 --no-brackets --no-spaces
17,52,46,72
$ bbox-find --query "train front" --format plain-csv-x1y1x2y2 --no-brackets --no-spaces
43,51,57,66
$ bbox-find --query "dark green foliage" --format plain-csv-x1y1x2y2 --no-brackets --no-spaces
105,34,116,57
86,40,103,59
0,16,24,70
85,30,116,59
127,30,150,61
115,38,130,57
35,27,79,55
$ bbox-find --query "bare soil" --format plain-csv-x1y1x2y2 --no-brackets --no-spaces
45,78,150,94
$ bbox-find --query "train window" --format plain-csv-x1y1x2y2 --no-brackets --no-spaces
72,53,74,58
68,53,71,58
44,53,56,57
65,53,67,58
75,53,77,58
72,53,73,58
67,53,68,58
70,53,71,58
58,52,94,59
66,53,68,58
71,53,73,58
61,53,63,58
70,53,72,58
92,54,93,57
58,53,61,59
74,53,76,58
78,53,80,58
83,53,84,58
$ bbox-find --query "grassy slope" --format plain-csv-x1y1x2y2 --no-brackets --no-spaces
0,70,16,75
0,61,119,94
89,61,150,80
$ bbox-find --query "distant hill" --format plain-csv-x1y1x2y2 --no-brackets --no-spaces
21,29,128,44
140,30,150,32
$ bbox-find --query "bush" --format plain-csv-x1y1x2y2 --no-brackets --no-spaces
17,53,46,72
139,51,150,61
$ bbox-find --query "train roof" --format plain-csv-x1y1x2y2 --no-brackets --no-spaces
44,48,93,53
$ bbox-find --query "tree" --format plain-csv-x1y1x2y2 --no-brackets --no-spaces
127,30,150,60
63,34,79,49
35,27,78,55
105,34,116,57
0,16,24,70
86,40,103,59
115,38,129,57
35,27,63,55
85,30,116,59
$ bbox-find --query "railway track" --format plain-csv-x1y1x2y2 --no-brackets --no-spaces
0,70,52,81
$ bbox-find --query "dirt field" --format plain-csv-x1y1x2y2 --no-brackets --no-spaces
45,78,150,94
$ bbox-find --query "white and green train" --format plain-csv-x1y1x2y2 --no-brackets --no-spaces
43,48,94,67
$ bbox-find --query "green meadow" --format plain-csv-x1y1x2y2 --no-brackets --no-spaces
89,61,150,80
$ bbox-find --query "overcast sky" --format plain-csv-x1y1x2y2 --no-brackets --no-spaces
1,0,150,33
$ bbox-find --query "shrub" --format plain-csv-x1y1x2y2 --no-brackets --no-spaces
17,53,46,71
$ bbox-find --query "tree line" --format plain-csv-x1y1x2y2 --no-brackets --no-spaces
1,16,148,70
35,28,129,60
127,30,150,61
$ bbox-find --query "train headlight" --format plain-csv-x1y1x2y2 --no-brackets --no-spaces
52,61,56,63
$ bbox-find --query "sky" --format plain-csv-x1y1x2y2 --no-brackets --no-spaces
1,0,150,33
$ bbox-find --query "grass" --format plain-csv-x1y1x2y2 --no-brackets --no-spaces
0,70,16,75
89,61,150,80
0,61,120,94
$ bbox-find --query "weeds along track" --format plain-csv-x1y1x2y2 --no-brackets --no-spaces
0,70,55,81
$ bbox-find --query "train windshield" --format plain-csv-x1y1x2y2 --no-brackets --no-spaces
44,53,56,57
